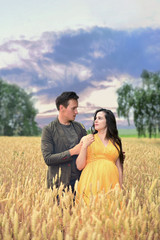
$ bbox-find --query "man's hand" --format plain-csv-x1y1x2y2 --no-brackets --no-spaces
69,142,82,156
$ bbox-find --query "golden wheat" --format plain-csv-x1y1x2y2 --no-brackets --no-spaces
0,137,160,239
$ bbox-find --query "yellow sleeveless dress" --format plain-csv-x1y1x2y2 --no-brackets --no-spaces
77,133,120,205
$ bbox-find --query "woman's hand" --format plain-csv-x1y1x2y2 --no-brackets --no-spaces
80,134,95,148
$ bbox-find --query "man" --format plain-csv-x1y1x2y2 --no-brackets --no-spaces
41,91,87,192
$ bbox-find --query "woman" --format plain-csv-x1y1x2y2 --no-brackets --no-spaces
76,108,124,205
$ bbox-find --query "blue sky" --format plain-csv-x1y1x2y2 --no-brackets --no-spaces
0,0,160,129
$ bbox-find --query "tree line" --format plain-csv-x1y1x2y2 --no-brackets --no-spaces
117,70,160,138
1,70,159,137
0,79,41,136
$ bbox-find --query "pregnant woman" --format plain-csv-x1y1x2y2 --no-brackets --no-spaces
76,108,124,205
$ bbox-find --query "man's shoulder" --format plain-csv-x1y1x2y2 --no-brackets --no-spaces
43,119,58,131
72,121,86,130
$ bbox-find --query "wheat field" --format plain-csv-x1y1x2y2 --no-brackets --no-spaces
0,137,160,240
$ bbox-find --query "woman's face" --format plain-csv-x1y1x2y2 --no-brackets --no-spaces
94,111,107,132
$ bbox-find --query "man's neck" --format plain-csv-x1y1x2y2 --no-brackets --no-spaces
58,116,71,125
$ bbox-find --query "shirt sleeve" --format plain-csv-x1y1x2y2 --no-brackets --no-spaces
41,126,72,166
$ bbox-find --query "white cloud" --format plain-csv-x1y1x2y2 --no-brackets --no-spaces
0,38,54,69
0,51,22,69
90,51,105,59
82,87,118,109
35,61,92,85
35,100,58,116
0,0,160,44
79,73,137,113
79,76,120,111
68,62,92,82
86,0,160,29
0,42,31,68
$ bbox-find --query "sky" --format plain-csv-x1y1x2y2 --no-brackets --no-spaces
0,0,160,129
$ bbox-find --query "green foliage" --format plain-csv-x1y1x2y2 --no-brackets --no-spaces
117,70,160,138
117,83,134,125
0,79,41,136
87,129,92,134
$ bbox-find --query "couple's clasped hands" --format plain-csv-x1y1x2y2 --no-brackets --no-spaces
70,134,95,156
80,134,95,148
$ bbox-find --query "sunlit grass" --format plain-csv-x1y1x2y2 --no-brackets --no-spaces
0,137,160,239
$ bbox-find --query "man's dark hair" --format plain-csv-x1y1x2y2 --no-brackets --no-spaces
55,91,79,110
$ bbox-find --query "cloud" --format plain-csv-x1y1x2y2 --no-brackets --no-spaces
1,0,160,44
0,26,160,128
43,27,160,78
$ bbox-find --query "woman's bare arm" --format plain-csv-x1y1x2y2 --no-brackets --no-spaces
76,134,94,170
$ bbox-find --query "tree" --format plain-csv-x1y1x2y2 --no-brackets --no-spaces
0,79,41,136
116,70,160,138
133,88,147,137
141,70,160,137
117,83,134,125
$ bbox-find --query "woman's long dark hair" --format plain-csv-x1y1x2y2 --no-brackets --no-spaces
91,108,124,167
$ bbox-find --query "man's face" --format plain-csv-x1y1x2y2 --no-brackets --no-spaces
61,99,78,122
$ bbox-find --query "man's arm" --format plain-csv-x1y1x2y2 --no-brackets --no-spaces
41,126,81,166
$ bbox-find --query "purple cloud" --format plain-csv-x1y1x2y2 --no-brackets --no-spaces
0,27,160,128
